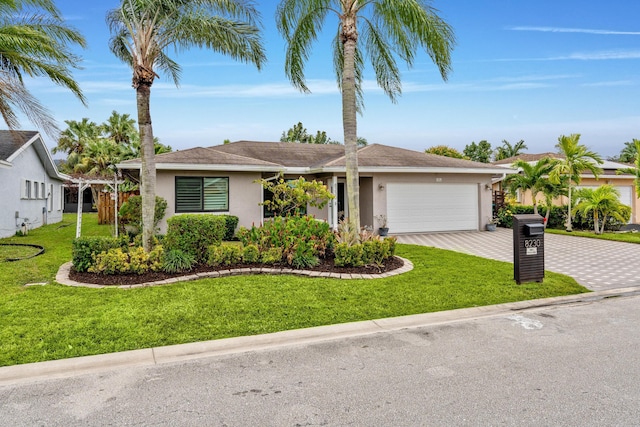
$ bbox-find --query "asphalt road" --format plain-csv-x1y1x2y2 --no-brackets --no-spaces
2,293,640,426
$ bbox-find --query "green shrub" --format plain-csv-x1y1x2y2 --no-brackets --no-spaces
334,243,364,267
260,247,283,264
238,216,334,268
242,244,260,263
88,245,164,275
72,236,125,272
164,215,226,263
207,243,243,266
334,237,396,267
221,215,239,241
118,195,167,235
162,249,195,273
89,248,130,275
288,243,319,269
384,237,397,257
496,204,566,229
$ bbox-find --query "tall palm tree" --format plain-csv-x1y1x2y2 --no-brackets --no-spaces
277,0,455,230
0,0,86,136
573,185,630,234
107,0,266,251
550,133,603,232
102,110,136,144
504,157,557,215
494,139,527,161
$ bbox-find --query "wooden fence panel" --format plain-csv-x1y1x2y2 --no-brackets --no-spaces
97,192,138,225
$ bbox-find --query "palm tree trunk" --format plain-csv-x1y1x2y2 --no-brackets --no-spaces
593,211,599,234
566,185,573,232
136,83,156,252
341,11,360,231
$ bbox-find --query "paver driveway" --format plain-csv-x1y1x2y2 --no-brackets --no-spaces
395,228,640,291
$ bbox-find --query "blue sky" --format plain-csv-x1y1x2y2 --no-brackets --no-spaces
17,0,640,158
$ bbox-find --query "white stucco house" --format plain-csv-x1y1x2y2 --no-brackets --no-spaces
118,141,511,234
0,131,67,238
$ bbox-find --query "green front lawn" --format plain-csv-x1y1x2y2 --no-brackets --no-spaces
0,214,588,367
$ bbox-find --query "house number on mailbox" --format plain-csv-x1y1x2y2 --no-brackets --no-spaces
524,238,541,255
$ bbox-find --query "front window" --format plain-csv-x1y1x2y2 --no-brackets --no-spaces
175,177,229,212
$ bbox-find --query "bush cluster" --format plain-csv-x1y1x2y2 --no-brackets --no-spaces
72,236,127,272
237,216,334,269
89,245,163,275
334,238,396,267
496,204,566,229
164,214,226,263
497,203,627,232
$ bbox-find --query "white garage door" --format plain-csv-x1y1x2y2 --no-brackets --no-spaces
386,183,479,233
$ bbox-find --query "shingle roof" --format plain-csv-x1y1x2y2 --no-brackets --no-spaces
492,152,561,165
120,140,504,172
0,130,39,162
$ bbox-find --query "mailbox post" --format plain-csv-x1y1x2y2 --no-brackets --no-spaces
513,214,545,284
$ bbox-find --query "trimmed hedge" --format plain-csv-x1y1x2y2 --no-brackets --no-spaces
220,215,239,241
72,236,126,272
497,204,627,231
164,215,226,264
334,237,397,267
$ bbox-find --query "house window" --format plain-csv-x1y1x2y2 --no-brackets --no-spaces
34,181,39,199
58,185,63,211
48,184,54,211
41,183,45,200
24,180,32,199
175,177,229,212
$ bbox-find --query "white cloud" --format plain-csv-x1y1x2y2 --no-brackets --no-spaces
507,26,640,36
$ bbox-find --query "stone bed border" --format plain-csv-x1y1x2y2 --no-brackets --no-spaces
52,257,414,289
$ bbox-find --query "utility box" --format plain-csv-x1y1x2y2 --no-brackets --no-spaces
513,214,545,284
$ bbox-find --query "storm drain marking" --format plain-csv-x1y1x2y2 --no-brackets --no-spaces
507,314,543,330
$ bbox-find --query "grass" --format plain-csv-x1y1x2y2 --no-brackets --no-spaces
546,228,640,244
0,214,588,367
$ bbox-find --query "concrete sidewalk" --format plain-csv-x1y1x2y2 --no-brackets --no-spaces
2,286,639,387
395,229,640,291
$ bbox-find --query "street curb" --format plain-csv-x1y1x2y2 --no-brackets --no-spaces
2,286,639,387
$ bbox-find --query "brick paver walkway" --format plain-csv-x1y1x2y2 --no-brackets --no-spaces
395,228,640,291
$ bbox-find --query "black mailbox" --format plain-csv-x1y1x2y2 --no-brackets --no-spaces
524,223,544,237
513,214,545,284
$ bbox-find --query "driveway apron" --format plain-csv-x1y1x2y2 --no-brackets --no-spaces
395,228,640,291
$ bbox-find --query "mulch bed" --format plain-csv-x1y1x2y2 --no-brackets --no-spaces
69,255,405,286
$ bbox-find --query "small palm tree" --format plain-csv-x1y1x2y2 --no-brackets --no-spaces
504,157,557,215
573,185,630,234
0,0,86,136
549,134,603,232
538,174,568,228
107,0,266,251
494,139,528,161
277,0,455,231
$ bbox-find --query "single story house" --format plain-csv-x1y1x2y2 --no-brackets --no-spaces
118,141,512,234
493,153,640,223
0,130,67,238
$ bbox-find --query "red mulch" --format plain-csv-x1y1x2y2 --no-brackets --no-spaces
69,255,405,286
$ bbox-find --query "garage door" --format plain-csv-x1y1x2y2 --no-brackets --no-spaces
386,183,479,233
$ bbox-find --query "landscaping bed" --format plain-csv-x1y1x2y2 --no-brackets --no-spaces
69,254,405,286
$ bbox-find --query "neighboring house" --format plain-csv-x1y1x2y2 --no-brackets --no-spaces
118,141,510,234
0,131,67,238
493,153,640,223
